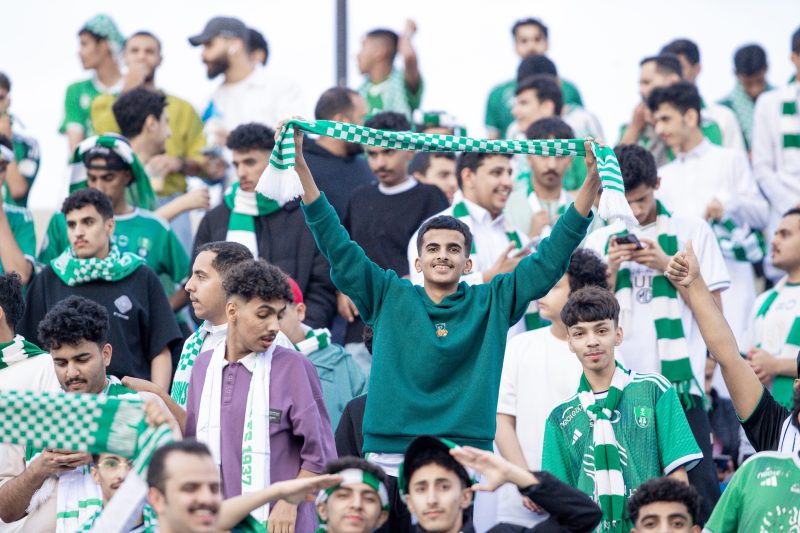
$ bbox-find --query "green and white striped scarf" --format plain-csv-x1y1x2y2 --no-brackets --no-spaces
0,335,46,369
610,202,700,409
294,328,331,355
781,82,800,165
69,135,157,211
576,364,631,532
256,119,636,227
77,503,158,532
752,277,800,410
51,244,144,287
224,183,282,257
170,322,209,409
710,219,765,263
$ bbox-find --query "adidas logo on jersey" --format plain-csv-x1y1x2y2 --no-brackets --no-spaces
760,475,778,487
571,429,583,445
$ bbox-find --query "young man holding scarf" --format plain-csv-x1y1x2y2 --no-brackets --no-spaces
286,116,599,520
582,144,727,520
0,296,166,532
193,122,336,329
542,287,702,532
183,259,336,532
19,188,181,389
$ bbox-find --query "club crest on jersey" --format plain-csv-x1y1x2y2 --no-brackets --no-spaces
634,406,652,428
435,323,448,337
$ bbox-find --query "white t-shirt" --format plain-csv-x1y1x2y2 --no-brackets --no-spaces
703,103,747,156
583,217,730,395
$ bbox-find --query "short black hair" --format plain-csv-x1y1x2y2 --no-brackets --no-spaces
640,54,683,78
147,440,213,493
409,152,456,177
112,88,167,139
660,38,700,65
456,152,512,189
226,123,276,152
615,144,658,190
194,241,253,277
561,286,620,327
0,273,24,330
627,477,700,525
126,31,162,51
734,44,768,76
223,259,293,303
0,72,10,92
61,188,114,220
364,111,410,132
324,457,387,485
0,134,12,151
511,18,548,40
37,295,109,351
366,29,399,58
362,326,374,355
515,74,563,115
403,445,471,492
567,249,609,292
247,28,269,65
792,26,800,55
517,55,558,84
525,117,574,141
416,216,473,257
315,87,359,121
647,81,702,117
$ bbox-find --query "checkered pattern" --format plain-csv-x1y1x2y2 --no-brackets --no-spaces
711,219,766,263
258,119,636,226
50,245,143,287
170,325,208,409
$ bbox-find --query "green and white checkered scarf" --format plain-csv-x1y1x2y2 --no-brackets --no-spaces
724,82,772,149
170,322,209,409
710,219,766,263
51,244,143,287
781,81,800,166
0,335,46,369
577,363,631,532
224,183,281,257
256,119,636,227
69,135,157,211
752,276,800,410
610,202,701,409
294,327,331,355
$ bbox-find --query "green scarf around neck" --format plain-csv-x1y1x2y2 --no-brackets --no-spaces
51,244,144,287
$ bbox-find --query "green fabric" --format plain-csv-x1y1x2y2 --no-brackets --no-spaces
50,244,144,287
359,69,423,119
2,131,41,207
542,371,702,533
718,81,773,150
710,218,765,263
223,183,281,255
781,84,800,153
60,79,103,135
704,452,800,533
1,203,36,275
170,323,207,409
484,78,584,135
0,335,46,370
302,192,590,453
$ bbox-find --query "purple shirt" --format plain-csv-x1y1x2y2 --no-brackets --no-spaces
185,345,336,533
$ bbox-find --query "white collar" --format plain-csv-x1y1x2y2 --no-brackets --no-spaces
113,208,140,222
460,197,507,227
675,138,712,162
378,176,418,195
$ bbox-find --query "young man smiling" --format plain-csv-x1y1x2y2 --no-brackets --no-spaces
542,287,702,532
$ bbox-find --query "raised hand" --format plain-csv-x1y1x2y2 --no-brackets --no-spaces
665,240,699,287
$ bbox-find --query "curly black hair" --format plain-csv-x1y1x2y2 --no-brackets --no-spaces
194,241,253,277
61,187,114,220
567,249,609,292
364,111,410,132
627,477,700,525
0,273,25,330
112,88,167,139
614,144,658,190
561,286,619,327
226,123,276,152
222,259,293,303
37,296,109,350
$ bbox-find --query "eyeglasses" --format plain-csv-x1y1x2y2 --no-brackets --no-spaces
97,457,133,471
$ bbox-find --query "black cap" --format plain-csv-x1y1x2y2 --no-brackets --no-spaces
189,17,248,46
399,436,471,495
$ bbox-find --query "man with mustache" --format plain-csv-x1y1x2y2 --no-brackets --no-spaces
184,259,336,532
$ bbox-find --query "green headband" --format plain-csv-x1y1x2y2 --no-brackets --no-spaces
316,468,390,510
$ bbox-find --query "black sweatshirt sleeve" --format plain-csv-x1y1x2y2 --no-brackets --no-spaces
740,387,791,452
519,471,602,533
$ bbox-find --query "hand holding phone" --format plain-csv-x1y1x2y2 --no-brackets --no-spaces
614,233,645,250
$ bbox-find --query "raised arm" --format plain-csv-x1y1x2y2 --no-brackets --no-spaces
666,241,763,419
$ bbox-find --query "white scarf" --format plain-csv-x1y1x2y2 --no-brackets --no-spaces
196,342,273,524
527,189,572,239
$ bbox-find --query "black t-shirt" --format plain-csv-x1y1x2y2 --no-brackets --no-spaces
335,393,366,457
19,265,183,380
741,387,790,452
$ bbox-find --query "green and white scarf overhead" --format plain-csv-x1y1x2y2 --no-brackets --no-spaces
294,328,331,355
576,364,630,532
610,202,701,409
69,135,157,211
781,82,800,166
752,277,800,410
256,119,636,227
710,219,766,263
51,244,143,286
224,183,282,257
170,322,209,409
0,335,46,370
197,341,274,526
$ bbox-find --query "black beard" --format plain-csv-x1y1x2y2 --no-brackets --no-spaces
206,56,229,80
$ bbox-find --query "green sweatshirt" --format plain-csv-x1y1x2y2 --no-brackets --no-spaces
302,193,590,453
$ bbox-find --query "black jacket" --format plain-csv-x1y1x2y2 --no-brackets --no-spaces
193,200,337,328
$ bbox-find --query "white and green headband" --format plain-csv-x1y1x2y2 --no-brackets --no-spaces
316,468,390,511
